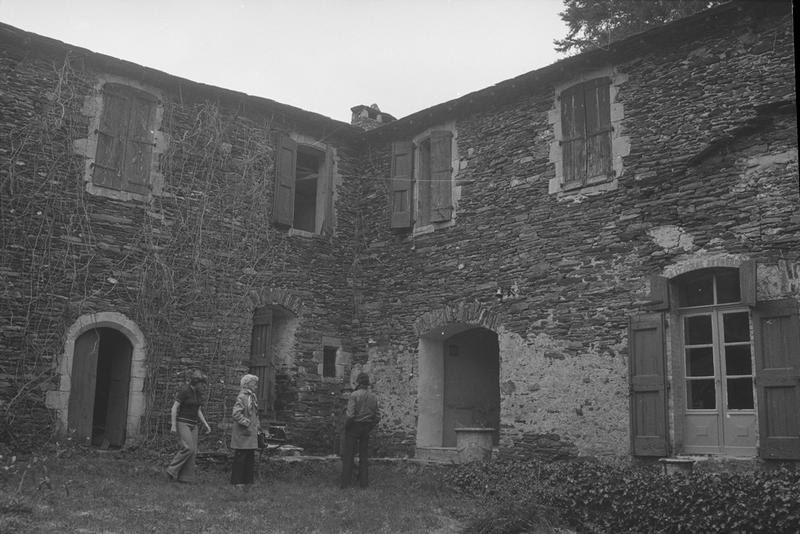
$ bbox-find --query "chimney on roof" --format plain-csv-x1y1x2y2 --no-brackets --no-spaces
350,103,396,131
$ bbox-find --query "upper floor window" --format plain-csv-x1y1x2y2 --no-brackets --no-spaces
272,134,335,235
93,83,158,195
560,78,612,188
390,129,455,231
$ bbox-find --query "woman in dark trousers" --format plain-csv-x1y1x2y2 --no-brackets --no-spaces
340,372,380,488
166,370,211,483
230,374,260,490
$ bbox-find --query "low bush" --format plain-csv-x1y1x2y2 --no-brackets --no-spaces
442,458,800,534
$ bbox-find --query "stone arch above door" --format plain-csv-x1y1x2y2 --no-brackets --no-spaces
414,300,498,338
46,312,147,443
246,288,306,318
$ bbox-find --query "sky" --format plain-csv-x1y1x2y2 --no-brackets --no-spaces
0,0,569,123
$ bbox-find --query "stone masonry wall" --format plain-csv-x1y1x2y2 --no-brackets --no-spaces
0,36,360,452
353,5,797,458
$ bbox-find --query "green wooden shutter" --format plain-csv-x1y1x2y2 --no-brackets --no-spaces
740,260,757,306
647,275,670,311
429,130,453,222
390,141,414,229
250,307,274,415
584,78,612,179
628,314,669,456
561,84,586,186
94,86,129,190
753,299,800,459
69,329,100,443
125,92,156,193
272,134,297,227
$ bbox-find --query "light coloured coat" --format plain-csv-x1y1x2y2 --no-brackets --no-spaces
230,389,260,450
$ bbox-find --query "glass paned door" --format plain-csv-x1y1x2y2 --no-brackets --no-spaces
683,308,756,456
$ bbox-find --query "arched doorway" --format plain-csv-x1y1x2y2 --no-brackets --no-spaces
417,323,500,454
68,327,133,447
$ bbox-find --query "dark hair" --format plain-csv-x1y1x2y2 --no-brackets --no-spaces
189,370,208,386
356,372,370,386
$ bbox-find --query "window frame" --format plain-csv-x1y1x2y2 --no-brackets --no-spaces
78,76,166,202
272,133,336,236
390,123,458,233
548,66,629,197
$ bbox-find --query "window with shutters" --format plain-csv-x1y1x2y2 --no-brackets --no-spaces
93,83,157,194
272,133,336,236
78,77,166,201
630,263,800,460
389,124,458,232
559,78,612,187
548,68,629,197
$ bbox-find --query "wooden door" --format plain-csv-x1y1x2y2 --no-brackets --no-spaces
104,334,132,447
69,329,100,442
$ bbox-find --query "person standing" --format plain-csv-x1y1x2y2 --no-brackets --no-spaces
340,372,380,489
166,370,211,483
230,374,261,490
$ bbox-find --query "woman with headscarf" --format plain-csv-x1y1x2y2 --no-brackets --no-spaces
166,370,212,483
230,373,261,489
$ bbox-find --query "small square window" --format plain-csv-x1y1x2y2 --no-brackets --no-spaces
322,346,337,378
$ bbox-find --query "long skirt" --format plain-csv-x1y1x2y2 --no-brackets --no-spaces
231,449,255,485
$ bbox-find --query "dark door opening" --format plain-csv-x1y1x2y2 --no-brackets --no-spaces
443,327,500,447
69,327,132,448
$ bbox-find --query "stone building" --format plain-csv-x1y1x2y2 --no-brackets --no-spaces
1,1,798,461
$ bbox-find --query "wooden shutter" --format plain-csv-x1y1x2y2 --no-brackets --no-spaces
94,84,155,194
753,299,800,459
646,275,671,311
560,84,587,186
125,91,156,193
739,260,757,306
390,141,414,229
69,329,100,443
628,314,669,456
429,130,453,222
319,147,334,236
250,307,274,416
272,134,296,227
94,86,129,190
584,78,612,179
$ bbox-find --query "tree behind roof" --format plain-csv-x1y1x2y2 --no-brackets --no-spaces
554,0,724,54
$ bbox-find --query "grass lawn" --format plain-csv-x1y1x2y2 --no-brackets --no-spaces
0,450,476,534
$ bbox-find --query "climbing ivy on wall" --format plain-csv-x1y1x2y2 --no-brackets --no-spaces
0,52,305,450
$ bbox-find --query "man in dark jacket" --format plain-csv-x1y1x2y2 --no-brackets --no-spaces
340,372,380,488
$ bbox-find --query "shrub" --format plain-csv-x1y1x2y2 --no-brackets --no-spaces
442,458,800,534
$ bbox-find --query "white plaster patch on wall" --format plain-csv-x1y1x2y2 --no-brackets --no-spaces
497,327,628,456
366,346,418,433
647,225,695,252
732,148,799,194
741,148,798,179
758,260,800,300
